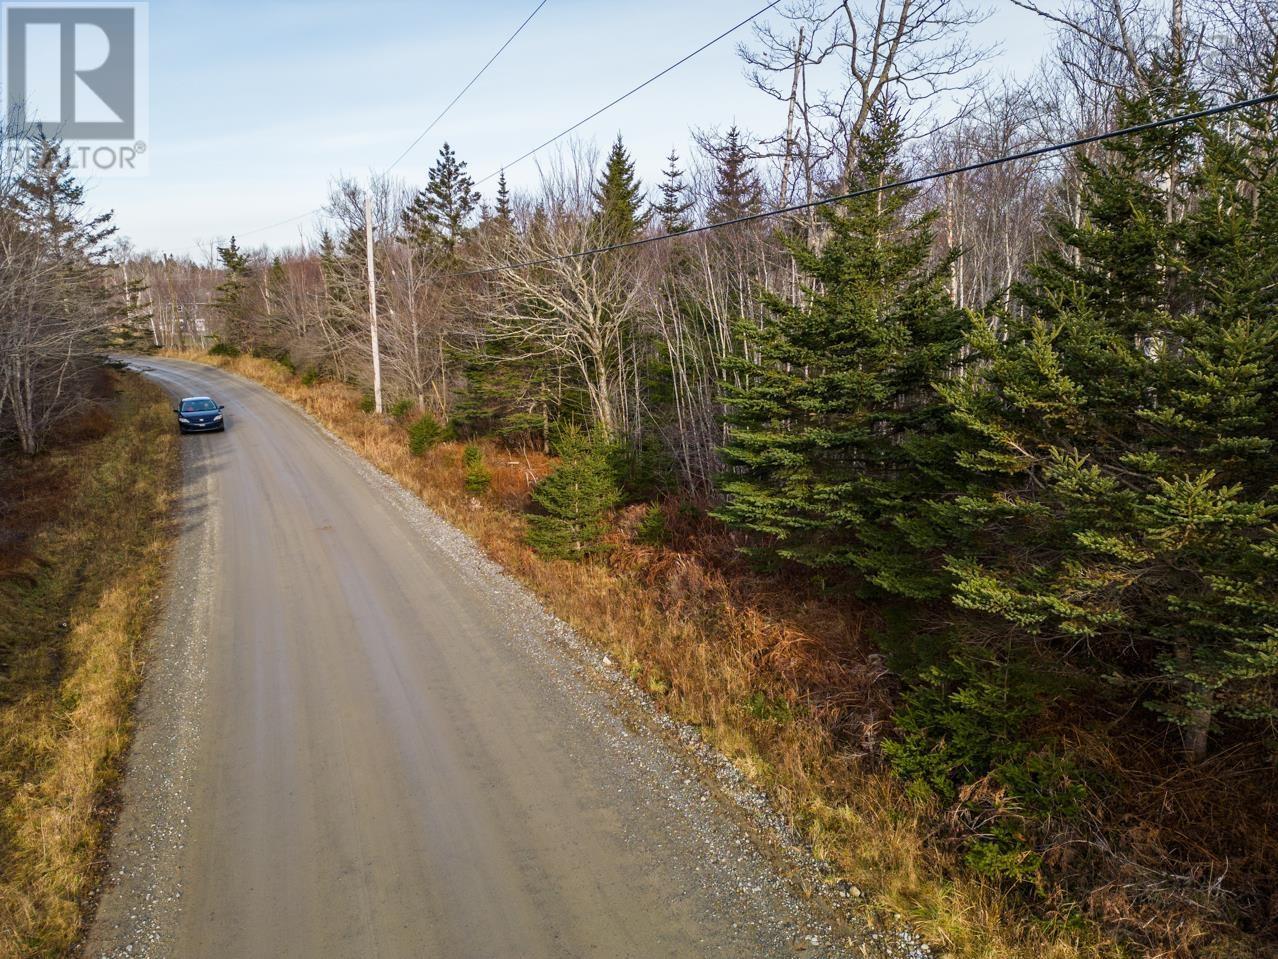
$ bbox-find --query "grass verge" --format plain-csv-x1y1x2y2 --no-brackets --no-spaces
0,369,178,959
162,349,1131,959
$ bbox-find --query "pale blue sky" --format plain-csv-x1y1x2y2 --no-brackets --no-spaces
86,0,1055,258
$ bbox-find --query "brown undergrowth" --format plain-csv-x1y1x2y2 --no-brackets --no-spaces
167,350,1276,959
0,369,179,959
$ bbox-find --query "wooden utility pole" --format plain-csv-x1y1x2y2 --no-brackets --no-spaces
364,192,383,414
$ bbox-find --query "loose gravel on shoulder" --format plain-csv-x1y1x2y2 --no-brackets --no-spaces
86,357,926,959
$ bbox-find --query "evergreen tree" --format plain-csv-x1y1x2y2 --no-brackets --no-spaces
2,134,127,453
653,150,693,234
212,236,255,348
14,134,121,328
265,256,287,316
717,105,965,599
943,61,1278,760
17,133,116,256
707,126,763,224
255,255,292,359
408,412,444,455
317,229,349,315
266,255,286,296
402,143,481,251
454,337,553,446
527,427,622,560
315,226,373,369
317,229,338,276
463,444,492,494
494,170,513,228
593,135,648,241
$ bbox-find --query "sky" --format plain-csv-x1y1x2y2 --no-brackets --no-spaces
77,0,1058,259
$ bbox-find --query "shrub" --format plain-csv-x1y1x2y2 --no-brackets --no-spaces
208,341,240,358
300,367,319,387
526,426,621,560
359,393,376,414
389,398,413,420
250,346,294,373
462,445,491,494
635,504,669,546
744,690,793,725
495,411,546,448
880,645,1087,886
408,413,444,456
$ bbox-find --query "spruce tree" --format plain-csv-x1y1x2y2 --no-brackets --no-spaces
213,236,254,349
707,126,763,224
463,444,492,494
17,133,116,256
265,256,287,317
943,60,1278,760
317,229,352,317
527,427,622,560
717,104,965,599
455,338,553,445
494,170,513,228
408,412,444,455
313,226,374,376
653,150,694,234
266,256,286,299
593,135,648,241
15,134,120,324
4,134,126,453
402,143,481,251
317,229,338,279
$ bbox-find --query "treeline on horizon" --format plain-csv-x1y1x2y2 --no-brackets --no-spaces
130,0,1277,951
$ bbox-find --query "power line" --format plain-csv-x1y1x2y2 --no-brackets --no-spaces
236,208,323,240
174,0,780,256
473,0,783,187
180,0,551,255
449,92,1278,279
386,0,551,174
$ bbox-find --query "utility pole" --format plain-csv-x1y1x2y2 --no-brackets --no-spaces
364,191,384,414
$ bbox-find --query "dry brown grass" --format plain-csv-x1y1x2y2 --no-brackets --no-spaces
161,349,1139,959
181,351,1278,957
0,370,178,959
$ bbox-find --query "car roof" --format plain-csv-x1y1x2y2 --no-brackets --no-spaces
180,396,214,402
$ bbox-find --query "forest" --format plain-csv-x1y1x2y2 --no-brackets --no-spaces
0,133,136,455
5,0,1277,954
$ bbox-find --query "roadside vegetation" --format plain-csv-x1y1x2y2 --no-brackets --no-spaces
0,96,157,957
0,127,146,456
173,339,1277,959
137,3,1278,955
0,370,177,959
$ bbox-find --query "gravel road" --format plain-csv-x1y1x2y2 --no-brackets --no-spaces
85,357,882,959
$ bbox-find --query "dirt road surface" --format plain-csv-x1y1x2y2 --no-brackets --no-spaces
86,357,869,959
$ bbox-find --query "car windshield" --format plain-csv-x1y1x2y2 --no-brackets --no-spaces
181,399,218,413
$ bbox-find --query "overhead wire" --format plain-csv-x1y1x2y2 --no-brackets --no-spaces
472,0,783,186
174,0,552,254
447,92,1278,278
386,0,551,174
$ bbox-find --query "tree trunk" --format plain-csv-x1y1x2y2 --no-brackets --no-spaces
1175,642,1213,762
1182,709,1211,763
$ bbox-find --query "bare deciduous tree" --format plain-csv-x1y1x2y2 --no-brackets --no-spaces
0,132,124,453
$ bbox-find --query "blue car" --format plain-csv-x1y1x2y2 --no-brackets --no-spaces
175,396,226,433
